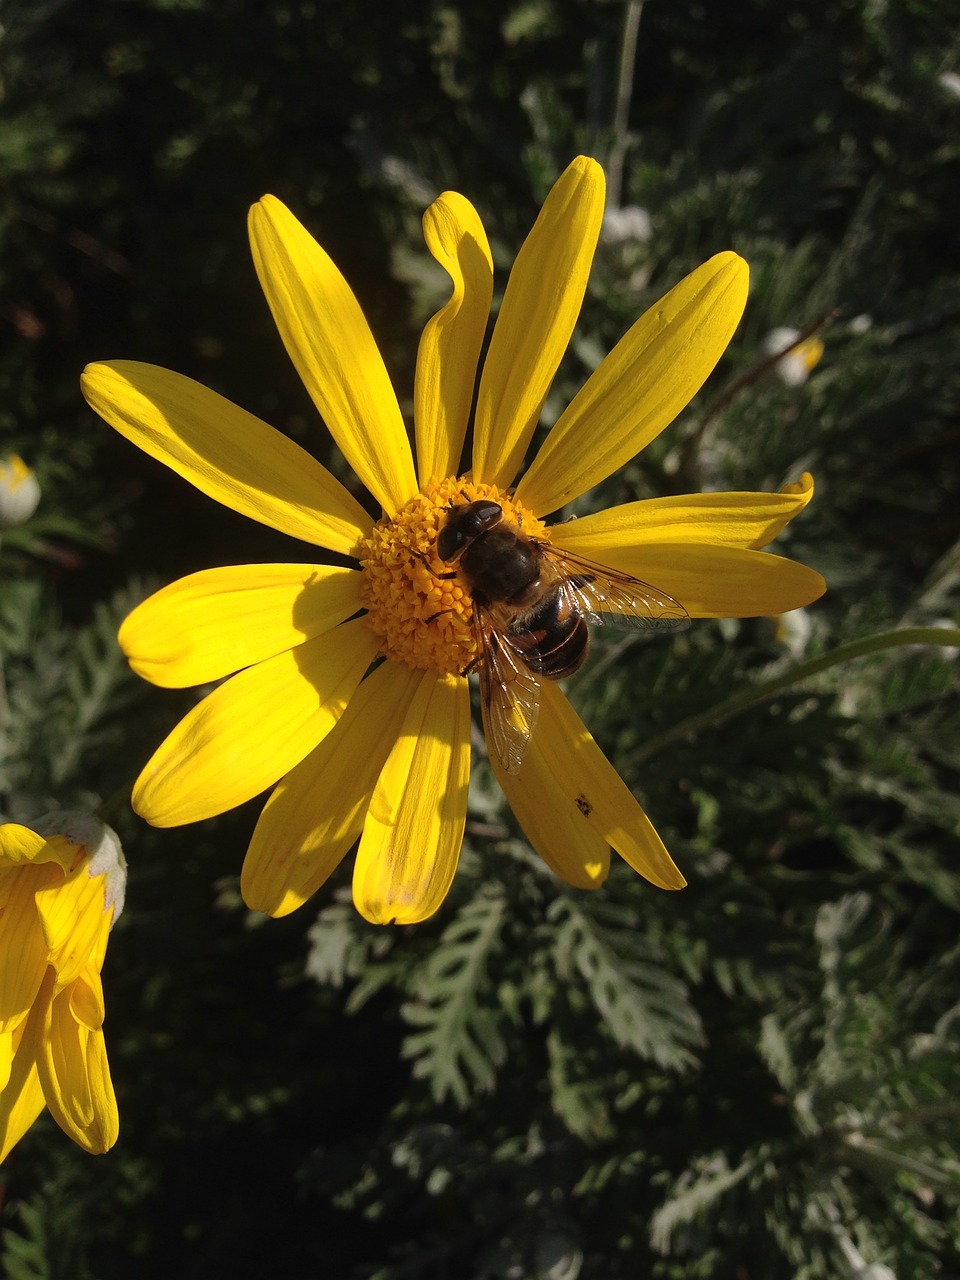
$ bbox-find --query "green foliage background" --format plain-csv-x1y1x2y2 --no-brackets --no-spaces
2,0,960,1276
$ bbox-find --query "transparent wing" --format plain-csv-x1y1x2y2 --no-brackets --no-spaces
475,605,542,775
543,543,690,633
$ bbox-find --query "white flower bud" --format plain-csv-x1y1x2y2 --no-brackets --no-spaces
764,327,824,387
600,205,652,244
0,455,41,526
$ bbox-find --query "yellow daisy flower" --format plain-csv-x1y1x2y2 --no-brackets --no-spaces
81,156,824,926
0,814,125,1161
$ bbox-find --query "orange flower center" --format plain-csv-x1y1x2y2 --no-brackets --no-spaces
358,476,546,675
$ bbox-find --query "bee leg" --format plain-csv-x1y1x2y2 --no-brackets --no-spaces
409,548,457,579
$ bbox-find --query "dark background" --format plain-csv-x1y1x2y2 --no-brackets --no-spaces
1,1,959,1276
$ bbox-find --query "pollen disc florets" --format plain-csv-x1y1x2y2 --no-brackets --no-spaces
358,476,546,675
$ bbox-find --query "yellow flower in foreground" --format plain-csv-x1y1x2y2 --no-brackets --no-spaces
0,813,125,1161
82,156,825,926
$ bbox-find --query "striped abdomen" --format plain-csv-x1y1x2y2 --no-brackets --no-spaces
507,585,590,679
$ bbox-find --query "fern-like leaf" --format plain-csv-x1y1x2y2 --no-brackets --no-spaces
401,887,509,1105
548,896,703,1069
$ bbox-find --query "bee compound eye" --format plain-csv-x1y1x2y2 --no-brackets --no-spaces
437,500,503,562
436,524,463,561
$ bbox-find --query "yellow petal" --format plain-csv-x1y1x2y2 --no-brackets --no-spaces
472,157,605,489
248,196,417,516
554,538,826,618
38,976,118,1153
514,682,684,890
133,617,379,826
353,672,470,925
491,744,610,891
516,253,750,516
0,823,46,866
119,563,363,689
746,471,816,548
242,660,426,917
550,473,815,554
414,192,494,485
82,361,372,556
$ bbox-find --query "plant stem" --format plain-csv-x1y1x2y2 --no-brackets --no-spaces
607,0,645,209
634,626,960,763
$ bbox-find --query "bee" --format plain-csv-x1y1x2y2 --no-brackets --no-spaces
436,499,689,774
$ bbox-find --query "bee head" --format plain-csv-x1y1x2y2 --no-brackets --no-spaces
437,500,503,563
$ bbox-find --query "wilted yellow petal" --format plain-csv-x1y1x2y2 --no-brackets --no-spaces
38,976,117,1153
73,1028,117,1154
82,362,372,556
248,196,417,515
242,660,426,917
0,872,54,1033
473,157,605,490
553,538,826,618
550,473,815,554
0,1030,11,1092
35,876,110,989
353,672,470,925
69,963,106,1031
516,253,749,516
133,617,379,826
120,563,363,688
519,683,685,890
415,192,493,484
0,1026,45,1162
0,824,46,866
44,979,93,1130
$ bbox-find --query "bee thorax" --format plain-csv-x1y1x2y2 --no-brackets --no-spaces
460,528,541,602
